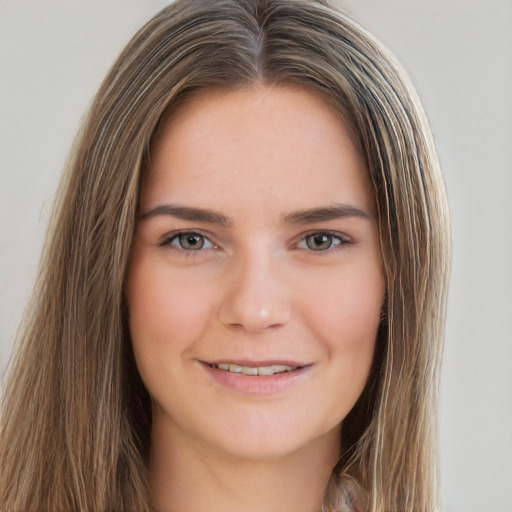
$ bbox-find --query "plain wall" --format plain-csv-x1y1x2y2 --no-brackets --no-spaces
1,1,511,511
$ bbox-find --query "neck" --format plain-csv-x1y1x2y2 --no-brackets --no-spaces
149,419,340,512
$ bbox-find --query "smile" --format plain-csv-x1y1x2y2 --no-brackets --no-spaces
212,363,296,376
202,361,311,395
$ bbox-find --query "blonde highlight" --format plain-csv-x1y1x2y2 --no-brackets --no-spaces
1,1,450,511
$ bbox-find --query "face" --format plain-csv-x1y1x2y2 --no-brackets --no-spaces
126,85,385,462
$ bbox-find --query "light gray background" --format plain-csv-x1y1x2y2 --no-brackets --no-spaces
1,1,511,511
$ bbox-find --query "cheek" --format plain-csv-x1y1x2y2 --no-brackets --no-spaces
301,262,384,380
303,262,384,337
125,260,214,378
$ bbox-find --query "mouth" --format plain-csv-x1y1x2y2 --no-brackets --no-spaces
208,362,300,376
201,360,311,394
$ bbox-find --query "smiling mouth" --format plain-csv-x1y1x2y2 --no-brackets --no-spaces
209,363,299,376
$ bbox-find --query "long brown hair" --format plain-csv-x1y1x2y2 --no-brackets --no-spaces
0,1,450,510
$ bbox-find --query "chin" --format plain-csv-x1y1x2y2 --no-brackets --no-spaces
192,413,341,463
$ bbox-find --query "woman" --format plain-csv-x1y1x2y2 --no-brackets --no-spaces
0,1,450,511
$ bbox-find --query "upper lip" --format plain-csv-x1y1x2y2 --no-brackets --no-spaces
202,359,308,369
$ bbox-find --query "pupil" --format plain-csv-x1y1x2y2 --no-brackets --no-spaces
308,234,331,251
180,234,203,250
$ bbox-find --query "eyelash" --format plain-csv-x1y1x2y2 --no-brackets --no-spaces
296,231,351,253
158,230,352,257
158,231,217,252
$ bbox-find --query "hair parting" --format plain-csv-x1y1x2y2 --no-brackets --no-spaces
1,1,450,511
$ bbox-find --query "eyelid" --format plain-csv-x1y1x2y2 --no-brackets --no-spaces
157,229,352,254
294,230,353,251
158,230,217,250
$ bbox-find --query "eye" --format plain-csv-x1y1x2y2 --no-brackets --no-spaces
298,232,347,252
160,232,215,251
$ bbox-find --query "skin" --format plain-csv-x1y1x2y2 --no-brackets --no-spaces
125,85,385,512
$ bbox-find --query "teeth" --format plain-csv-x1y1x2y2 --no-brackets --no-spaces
215,363,294,376
258,365,292,375
229,364,242,373
241,366,258,376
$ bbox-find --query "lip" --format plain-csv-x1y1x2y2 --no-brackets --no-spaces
199,360,312,396
205,359,305,368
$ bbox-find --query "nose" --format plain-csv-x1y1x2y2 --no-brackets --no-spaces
217,252,291,333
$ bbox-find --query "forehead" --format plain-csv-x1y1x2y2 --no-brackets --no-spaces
142,85,374,217
151,84,356,155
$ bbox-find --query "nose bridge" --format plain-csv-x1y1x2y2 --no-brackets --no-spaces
217,246,291,332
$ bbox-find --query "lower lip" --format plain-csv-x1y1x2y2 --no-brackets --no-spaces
201,364,310,395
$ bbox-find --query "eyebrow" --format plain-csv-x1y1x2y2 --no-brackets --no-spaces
140,204,233,227
139,202,371,226
283,204,372,224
